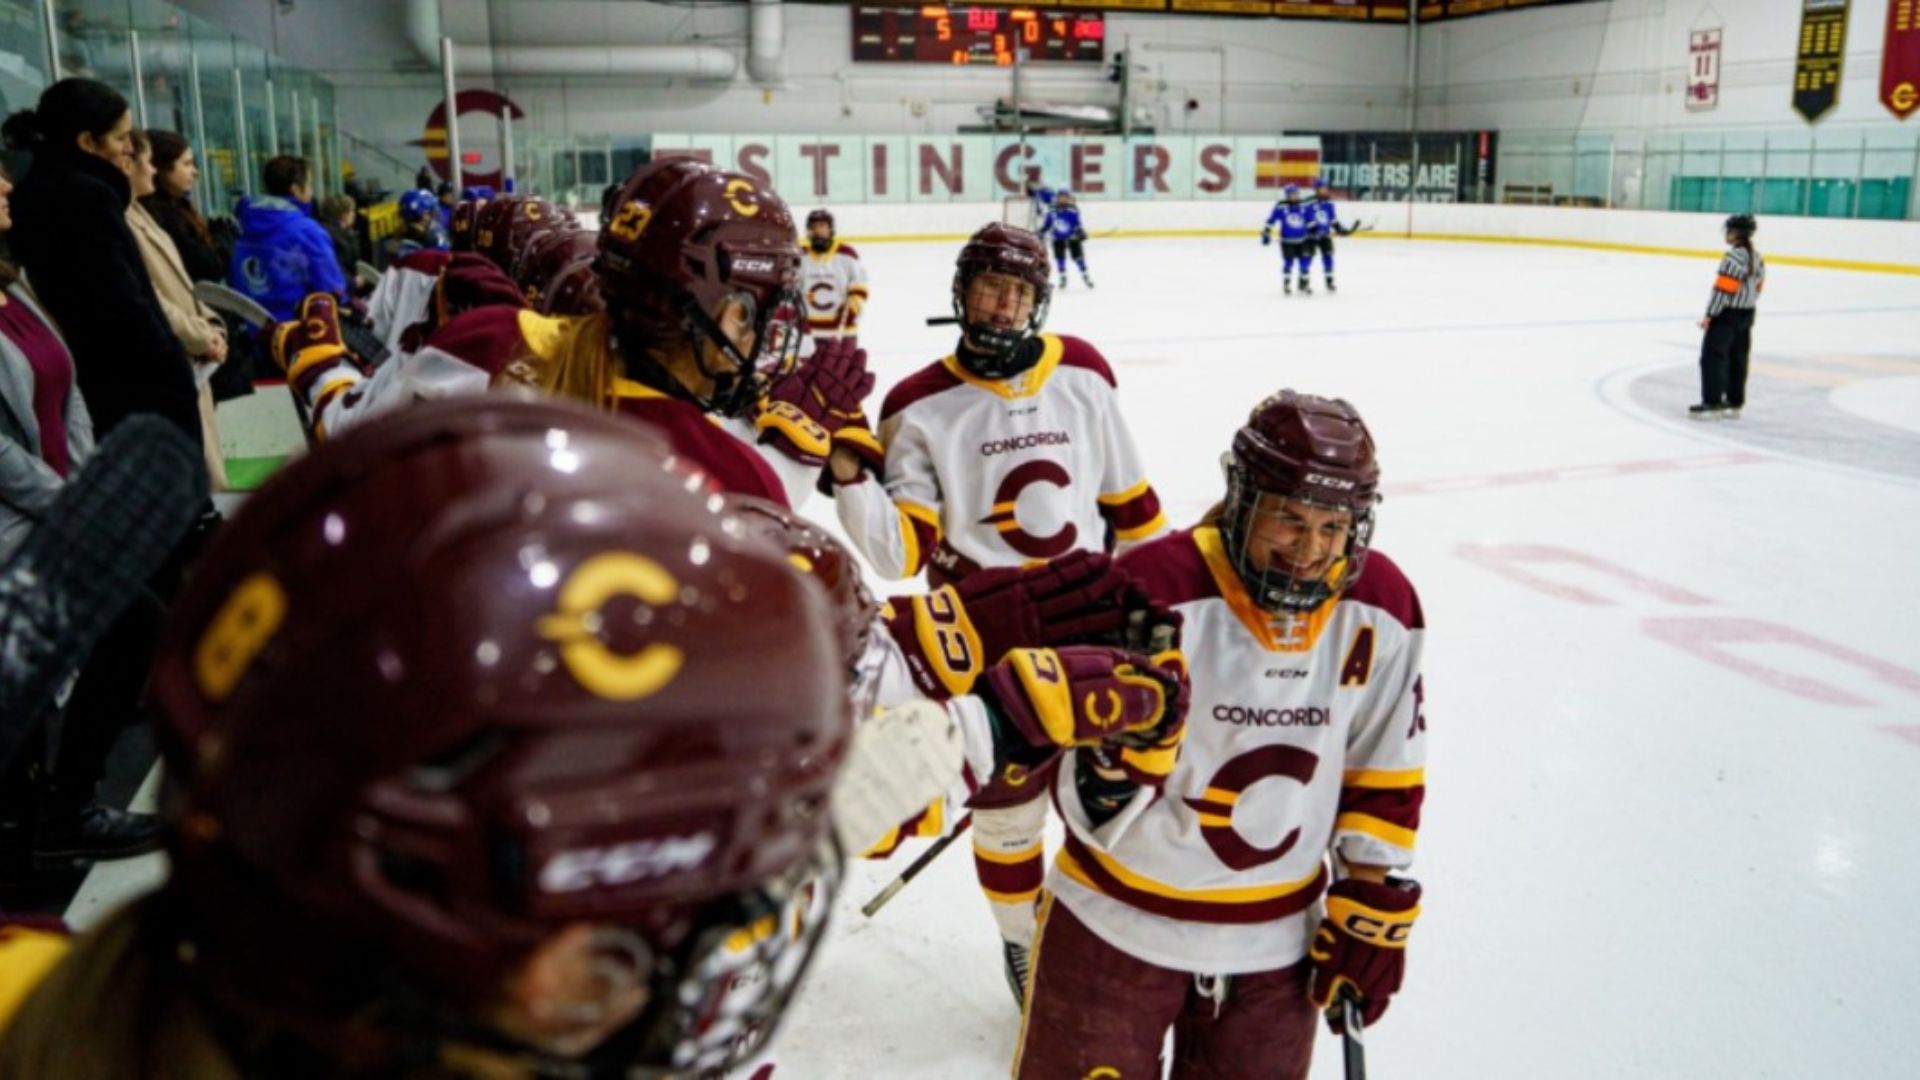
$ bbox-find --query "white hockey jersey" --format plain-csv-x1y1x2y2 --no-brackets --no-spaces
1047,526,1427,975
799,239,869,341
363,250,449,355
835,334,1165,584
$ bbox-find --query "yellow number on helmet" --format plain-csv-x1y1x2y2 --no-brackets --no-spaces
608,200,653,242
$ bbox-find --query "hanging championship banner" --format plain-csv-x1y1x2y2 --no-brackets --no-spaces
1884,0,1920,119
1688,27,1722,111
1792,0,1850,122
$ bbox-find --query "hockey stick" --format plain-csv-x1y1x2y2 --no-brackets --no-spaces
925,315,959,326
860,812,973,917
0,416,207,772
1337,981,1368,1079
195,281,320,447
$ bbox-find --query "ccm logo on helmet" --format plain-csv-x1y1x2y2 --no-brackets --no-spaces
1211,704,1330,727
1304,473,1356,491
539,833,719,894
732,256,777,274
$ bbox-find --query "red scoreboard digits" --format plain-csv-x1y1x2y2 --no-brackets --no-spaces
852,6,1107,65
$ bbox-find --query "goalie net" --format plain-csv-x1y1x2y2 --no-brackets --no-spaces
1001,195,1039,231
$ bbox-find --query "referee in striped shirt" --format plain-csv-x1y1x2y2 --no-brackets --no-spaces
1691,213,1765,419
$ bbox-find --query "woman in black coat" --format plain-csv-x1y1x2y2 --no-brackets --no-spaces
1,78,201,445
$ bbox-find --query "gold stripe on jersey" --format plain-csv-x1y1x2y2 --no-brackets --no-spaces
1342,767,1425,789
1058,838,1323,906
898,499,940,577
1114,511,1169,542
1098,477,1153,506
1202,786,1243,805
938,334,1066,400
1011,891,1059,1076
1194,526,1338,653
1334,811,1418,850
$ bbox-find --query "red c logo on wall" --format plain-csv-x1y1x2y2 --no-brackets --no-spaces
411,89,526,189
980,460,1077,560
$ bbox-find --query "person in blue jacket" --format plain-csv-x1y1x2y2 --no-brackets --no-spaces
229,154,347,322
1261,184,1314,295
1041,189,1092,290
1306,178,1357,293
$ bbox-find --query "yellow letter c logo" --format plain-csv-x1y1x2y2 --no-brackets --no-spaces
724,177,760,217
537,552,685,701
1083,688,1124,730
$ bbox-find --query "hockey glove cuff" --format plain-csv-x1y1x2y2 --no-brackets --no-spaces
1308,875,1422,1033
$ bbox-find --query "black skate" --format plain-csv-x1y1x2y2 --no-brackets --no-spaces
1003,941,1032,1008
1298,276,1313,296
1325,276,1337,293
1687,404,1723,421
1080,271,1094,289
1057,272,1069,291
1284,278,1293,296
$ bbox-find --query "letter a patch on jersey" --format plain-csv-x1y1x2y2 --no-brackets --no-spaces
1339,627,1374,687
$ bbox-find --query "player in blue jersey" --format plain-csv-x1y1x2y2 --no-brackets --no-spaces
1025,176,1056,222
1307,178,1358,293
1261,184,1314,295
1042,189,1093,290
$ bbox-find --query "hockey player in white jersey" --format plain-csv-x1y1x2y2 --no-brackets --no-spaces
800,209,869,344
1013,390,1428,1080
821,221,1169,1006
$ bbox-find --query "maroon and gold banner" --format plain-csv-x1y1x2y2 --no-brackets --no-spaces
1885,0,1920,119
1793,0,1850,122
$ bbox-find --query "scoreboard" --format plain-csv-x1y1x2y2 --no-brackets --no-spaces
852,6,1107,65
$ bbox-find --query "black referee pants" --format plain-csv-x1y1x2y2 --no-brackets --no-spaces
1700,307,1754,408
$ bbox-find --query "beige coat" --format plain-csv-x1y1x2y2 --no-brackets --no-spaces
126,201,228,490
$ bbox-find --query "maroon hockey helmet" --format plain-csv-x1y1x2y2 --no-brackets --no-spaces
474,194,572,276
449,196,487,252
719,494,877,673
514,227,600,308
596,159,804,417
538,255,607,318
148,396,851,1075
1221,390,1381,614
950,222,1052,378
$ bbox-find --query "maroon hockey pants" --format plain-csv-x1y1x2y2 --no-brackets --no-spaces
1013,895,1317,1080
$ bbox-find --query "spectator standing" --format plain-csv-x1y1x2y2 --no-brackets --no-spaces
0,162,160,861
319,193,359,284
138,129,227,283
1,78,203,447
124,129,229,490
228,154,346,322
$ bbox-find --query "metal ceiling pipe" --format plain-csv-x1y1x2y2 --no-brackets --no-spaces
405,0,756,82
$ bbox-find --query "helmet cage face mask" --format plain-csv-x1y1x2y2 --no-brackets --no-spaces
672,279,803,418
951,270,1050,379
1220,457,1375,615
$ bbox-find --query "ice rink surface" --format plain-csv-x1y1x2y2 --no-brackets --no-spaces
774,234,1920,1080
71,233,1920,1079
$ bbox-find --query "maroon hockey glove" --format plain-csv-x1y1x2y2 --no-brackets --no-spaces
271,293,358,396
977,645,1189,757
883,551,1143,699
1308,876,1422,1033
759,339,876,467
